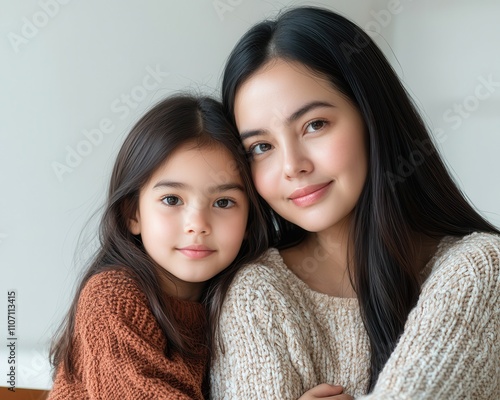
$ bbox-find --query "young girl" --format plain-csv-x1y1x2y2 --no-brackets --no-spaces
48,94,270,399
211,6,500,400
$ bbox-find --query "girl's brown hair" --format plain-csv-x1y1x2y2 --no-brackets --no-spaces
50,94,270,379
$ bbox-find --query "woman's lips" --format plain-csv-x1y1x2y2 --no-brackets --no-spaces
288,181,333,207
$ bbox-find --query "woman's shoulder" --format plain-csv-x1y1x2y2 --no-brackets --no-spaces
440,231,500,250
433,232,500,266
426,231,500,290
218,248,311,339
223,248,302,308
231,248,292,288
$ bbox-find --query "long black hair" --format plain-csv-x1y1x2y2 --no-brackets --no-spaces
50,94,270,379
221,6,499,390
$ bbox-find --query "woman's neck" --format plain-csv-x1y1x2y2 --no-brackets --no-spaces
280,216,443,298
413,234,443,278
281,221,356,298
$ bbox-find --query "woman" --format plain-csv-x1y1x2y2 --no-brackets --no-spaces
210,6,500,400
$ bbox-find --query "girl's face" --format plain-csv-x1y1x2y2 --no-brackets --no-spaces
129,143,249,295
234,59,367,235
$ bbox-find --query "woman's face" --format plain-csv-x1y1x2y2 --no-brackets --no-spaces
234,59,367,234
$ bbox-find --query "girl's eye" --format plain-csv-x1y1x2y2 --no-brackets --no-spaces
305,119,327,133
249,143,272,156
162,196,183,206
214,198,235,209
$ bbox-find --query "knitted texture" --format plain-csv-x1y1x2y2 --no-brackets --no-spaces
210,232,500,399
49,269,208,400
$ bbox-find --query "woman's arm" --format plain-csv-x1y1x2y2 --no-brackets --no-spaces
210,263,318,400
359,234,500,399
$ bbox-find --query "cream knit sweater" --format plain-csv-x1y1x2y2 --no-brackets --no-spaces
210,232,500,399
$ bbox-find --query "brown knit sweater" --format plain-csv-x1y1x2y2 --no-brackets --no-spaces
48,269,208,399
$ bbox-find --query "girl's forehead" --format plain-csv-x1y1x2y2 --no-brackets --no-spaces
145,144,243,190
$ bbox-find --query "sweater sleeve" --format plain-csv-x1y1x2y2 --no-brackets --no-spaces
210,263,312,400
358,233,500,400
56,271,205,400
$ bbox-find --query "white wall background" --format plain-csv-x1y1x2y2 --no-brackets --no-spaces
1,0,499,390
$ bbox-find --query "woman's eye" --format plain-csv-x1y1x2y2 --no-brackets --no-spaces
162,196,183,206
305,120,327,133
249,143,272,156
214,198,235,208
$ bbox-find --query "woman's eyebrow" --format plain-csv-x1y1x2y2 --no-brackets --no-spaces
239,100,334,141
240,129,266,141
287,100,334,124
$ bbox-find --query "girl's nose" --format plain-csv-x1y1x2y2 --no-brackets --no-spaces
184,207,211,235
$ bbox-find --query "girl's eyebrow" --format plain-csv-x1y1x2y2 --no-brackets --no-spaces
153,181,185,190
153,180,245,194
208,183,245,194
239,100,334,141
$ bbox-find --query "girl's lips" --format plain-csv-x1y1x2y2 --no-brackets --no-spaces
177,245,215,259
288,181,333,207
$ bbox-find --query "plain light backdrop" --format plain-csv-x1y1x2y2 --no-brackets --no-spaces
1,0,499,390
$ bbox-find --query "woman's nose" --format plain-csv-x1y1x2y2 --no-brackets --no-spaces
282,146,313,179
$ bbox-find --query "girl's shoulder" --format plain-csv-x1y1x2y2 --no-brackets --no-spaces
82,268,144,300
78,268,150,323
75,268,169,348
424,231,500,290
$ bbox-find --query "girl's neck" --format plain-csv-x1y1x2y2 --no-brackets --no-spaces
158,273,205,302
